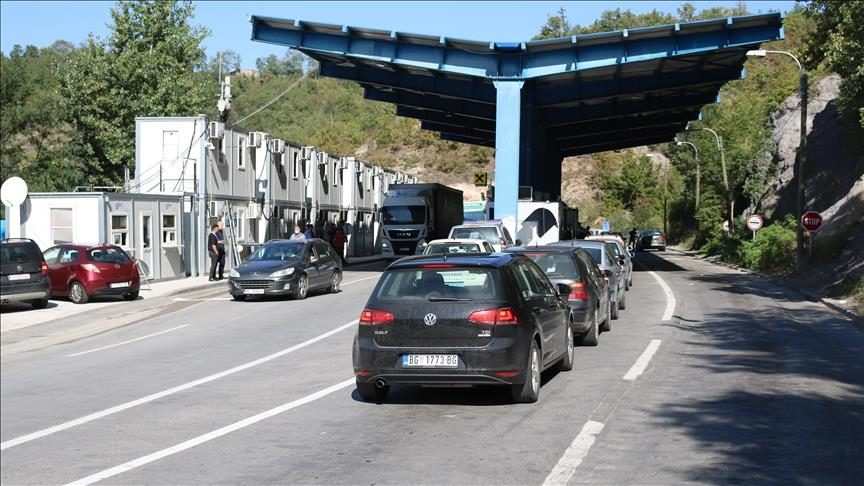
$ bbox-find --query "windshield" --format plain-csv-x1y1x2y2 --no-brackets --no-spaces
375,267,500,301
382,206,425,225
249,243,304,261
425,243,483,255
451,227,499,243
522,253,579,278
87,247,130,263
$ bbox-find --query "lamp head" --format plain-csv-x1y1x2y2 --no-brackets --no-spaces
746,50,767,57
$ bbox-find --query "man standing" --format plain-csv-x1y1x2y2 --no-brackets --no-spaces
216,220,226,280
289,224,306,241
208,224,220,281
333,225,348,265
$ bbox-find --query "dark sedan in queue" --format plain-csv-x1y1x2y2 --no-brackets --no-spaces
353,253,575,404
505,246,612,346
228,239,342,301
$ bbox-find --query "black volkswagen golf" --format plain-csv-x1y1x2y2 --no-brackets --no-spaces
353,253,574,403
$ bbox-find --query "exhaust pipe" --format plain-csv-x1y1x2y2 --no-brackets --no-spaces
375,378,388,389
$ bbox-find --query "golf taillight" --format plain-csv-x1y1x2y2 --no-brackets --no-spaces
359,308,394,325
41,261,48,276
569,281,589,300
468,307,520,325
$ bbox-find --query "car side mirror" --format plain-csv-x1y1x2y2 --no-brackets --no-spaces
618,256,626,265
556,283,571,297
602,269,613,277
515,239,522,246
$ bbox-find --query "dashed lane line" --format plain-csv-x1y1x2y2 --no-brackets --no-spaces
67,325,189,357
622,339,663,381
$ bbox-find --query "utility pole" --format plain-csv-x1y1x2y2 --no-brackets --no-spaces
676,140,699,211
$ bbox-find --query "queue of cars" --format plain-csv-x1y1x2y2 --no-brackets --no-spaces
353,228,642,404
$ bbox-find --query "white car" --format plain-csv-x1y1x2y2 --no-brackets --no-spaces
448,222,517,252
421,238,495,255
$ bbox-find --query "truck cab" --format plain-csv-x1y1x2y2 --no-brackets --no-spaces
380,184,463,259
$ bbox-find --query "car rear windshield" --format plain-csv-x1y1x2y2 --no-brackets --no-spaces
425,243,481,255
375,267,500,301
87,247,130,263
522,253,580,279
0,242,43,267
250,243,304,261
451,227,498,242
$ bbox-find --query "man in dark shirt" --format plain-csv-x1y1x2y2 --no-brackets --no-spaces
216,220,226,280
208,223,220,281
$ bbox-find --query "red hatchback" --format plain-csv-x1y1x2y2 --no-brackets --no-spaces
42,244,140,304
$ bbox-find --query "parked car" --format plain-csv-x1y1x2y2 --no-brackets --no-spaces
228,238,341,301
422,238,495,255
447,221,519,252
639,230,666,251
588,236,633,290
554,240,627,320
42,244,140,304
0,238,50,309
353,253,574,403
505,246,611,345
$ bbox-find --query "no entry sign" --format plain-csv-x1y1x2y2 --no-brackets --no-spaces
746,215,763,231
802,211,823,232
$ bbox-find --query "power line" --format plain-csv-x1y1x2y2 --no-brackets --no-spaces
234,71,310,125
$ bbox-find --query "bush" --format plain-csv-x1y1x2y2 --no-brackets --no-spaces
741,214,797,274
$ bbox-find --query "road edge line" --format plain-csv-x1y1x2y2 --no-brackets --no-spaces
542,420,605,486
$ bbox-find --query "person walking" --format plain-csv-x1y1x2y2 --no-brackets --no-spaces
629,227,639,251
208,224,220,281
216,220,226,280
289,224,306,241
333,226,348,264
304,223,314,240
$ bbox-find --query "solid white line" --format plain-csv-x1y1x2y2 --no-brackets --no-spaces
67,325,190,357
63,378,356,486
542,420,605,486
340,275,380,286
646,269,676,321
0,319,359,451
173,297,231,302
622,339,662,381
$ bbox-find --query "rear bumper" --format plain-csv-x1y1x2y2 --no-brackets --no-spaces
90,285,140,296
1,279,50,304
1,290,48,304
353,336,531,386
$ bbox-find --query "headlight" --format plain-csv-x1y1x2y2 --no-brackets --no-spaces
228,269,240,278
270,267,295,277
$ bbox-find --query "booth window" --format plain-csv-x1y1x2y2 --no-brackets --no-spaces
238,138,246,170
111,214,129,247
51,208,73,244
162,214,177,245
292,152,299,180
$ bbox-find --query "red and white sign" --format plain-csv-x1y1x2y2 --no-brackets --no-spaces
801,211,823,232
746,215,763,231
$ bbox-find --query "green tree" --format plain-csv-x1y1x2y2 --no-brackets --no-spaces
59,0,211,185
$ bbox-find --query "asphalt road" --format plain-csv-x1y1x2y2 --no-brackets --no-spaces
1,253,861,485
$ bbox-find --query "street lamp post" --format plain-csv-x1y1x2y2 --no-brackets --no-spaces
646,153,668,236
746,49,807,272
675,140,700,211
686,126,730,230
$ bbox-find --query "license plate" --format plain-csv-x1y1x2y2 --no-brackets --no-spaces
402,354,459,368
110,282,129,288
244,289,265,295
8,274,30,281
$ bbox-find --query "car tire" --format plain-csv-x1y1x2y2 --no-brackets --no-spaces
294,274,308,300
356,380,389,402
659,247,666,252
611,299,620,320
558,325,575,371
581,308,599,346
69,281,89,304
511,341,541,403
329,271,341,293
123,291,139,301
601,302,612,331
30,297,49,309
232,294,246,301
618,289,627,310
625,277,630,291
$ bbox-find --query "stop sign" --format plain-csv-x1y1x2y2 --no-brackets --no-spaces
801,211,823,232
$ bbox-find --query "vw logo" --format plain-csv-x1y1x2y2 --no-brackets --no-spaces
424,313,437,326
16,264,23,272
114,264,121,269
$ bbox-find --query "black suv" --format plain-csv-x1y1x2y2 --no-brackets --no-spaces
353,253,574,403
1,238,50,309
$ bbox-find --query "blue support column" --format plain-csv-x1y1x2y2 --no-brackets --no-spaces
493,80,524,239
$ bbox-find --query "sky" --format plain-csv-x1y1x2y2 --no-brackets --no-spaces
1,1,797,69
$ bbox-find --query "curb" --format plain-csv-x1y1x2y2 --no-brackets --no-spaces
161,280,227,297
670,248,862,324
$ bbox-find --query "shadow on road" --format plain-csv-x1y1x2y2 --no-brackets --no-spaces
632,251,689,272
0,301,60,313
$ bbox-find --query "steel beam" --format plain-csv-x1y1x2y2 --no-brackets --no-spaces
549,111,698,141
396,106,496,132
560,135,673,157
440,133,495,148
540,92,717,126
364,88,496,119
421,121,495,139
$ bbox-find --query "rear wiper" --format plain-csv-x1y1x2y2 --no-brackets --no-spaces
428,297,471,302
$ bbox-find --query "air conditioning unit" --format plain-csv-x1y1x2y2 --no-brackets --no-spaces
339,158,349,169
270,138,285,154
208,200,219,216
247,202,261,219
301,146,313,160
208,121,224,140
248,132,263,148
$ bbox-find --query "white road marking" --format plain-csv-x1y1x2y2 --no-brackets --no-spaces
340,275,380,286
0,319,359,451
63,378,355,486
173,297,231,302
543,420,605,486
67,325,189,357
644,267,676,321
623,339,662,381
